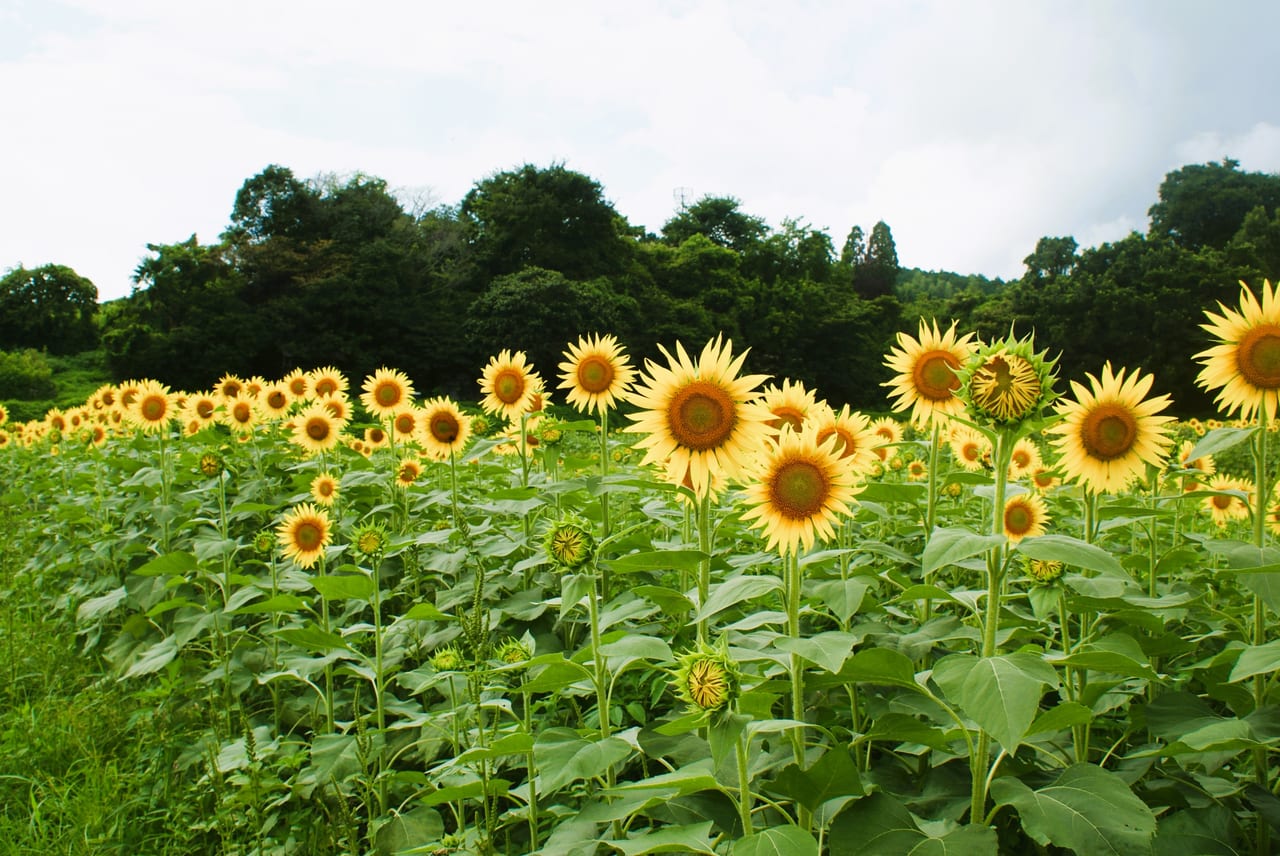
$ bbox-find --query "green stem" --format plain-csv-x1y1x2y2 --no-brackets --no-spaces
1253,409,1271,855
599,408,612,600
371,556,387,814
696,491,713,644
736,727,754,836
524,689,540,851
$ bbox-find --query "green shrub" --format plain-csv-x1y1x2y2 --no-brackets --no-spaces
0,348,56,400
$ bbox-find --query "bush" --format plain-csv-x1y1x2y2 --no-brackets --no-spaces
0,348,56,400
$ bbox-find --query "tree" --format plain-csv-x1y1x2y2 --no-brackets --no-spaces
1021,236,1078,283
461,163,633,281
855,221,900,299
223,164,323,245
840,226,866,268
0,264,99,354
1148,159,1280,250
661,196,768,253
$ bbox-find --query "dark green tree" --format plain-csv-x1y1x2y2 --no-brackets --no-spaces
661,196,768,253
1021,236,1078,283
1149,158,1280,250
854,221,900,299
0,264,99,354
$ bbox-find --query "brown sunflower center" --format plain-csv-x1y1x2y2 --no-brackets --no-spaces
306,417,331,441
367,427,386,444
1080,403,1137,461
493,369,526,405
395,413,416,435
431,414,459,443
222,381,242,398
316,480,335,497
970,354,1041,422
1004,500,1035,537
576,356,615,394
266,391,287,410
667,380,737,451
196,400,215,419
289,379,307,396
769,406,806,432
140,395,167,422
375,381,402,408
1212,493,1234,510
770,459,829,520
1236,323,1280,390
315,379,338,397
818,426,856,459
232,402,252,424
294,521,324,550
913,351,961,401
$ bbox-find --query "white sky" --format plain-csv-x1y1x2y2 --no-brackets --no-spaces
3,0,1280,302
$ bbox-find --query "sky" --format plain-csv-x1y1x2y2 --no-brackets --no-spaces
3,0,1280,303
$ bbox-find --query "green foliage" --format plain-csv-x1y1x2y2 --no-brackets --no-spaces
1150,158,1280,250
0,264,99,354
662,195,768,253
0,348,55,399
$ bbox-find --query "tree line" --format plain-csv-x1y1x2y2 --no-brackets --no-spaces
4,157,1280,414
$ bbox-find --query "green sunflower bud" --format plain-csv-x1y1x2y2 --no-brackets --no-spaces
431,646,464,672
671,640,741,714
544,519,596,570
956,331,1058,429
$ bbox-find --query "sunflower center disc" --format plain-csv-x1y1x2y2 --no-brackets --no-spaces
197,401,215,419
296,522,323,550
1005,503,1032,536
234,404,251,423
141,397,166,421
267,392,287,409
494,370,525,404
432,416,459,442
1081,404,1137,461
818,427,854,459
396,414,415,434
578,357,614,394
376,382,400,408
1212,494,1233,510
306,419,330,441
1238,325,1280,389
316,380,337,396
669,382,736,450
913,352,961,401
772,460,827,519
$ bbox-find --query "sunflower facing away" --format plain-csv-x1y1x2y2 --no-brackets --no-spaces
1047,363,1175,494
558,333,635,414
883,318,976,426
1003,491,1049,543
478,350,541,421
418,397,472,461
276,503,332,569
624,336,772,497
740,426,861,557
361,368,415,419
1196,279,1280,421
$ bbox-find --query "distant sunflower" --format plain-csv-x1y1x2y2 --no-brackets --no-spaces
395,457,423,487
127,381,176,434
1172,439,1216,493
291,402,342,455
244,376,267,399
283,368,310,401
740,427,861,556
308,366,349,400
87,424,108,448
949,425,991,472
558,333,635,414
479,350,541,421
221,397,259,434
810,403,881,475
391,406,420,442
216,373,245,400
0,403,9,425
321,393,353,423
1195,279,1280,420
276,503,332,569
1047,363,1175,494
869,416,902,461
259,383,293,419
418,397,472,461
1030,466,1061,492
361,368,415,418
624,336,772,497
1007,437,1043,481
187,392,219,425
757,379,818,434
310,472,340,507
883,318,976,426
1204,475,1252,528
1267,486,1280,537
907,459,928,481
1003,492,1048,543
363,425,389,449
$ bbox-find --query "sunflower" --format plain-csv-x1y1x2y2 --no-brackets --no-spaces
949,425,992,472
216,373,245,400
186,392,219,425
244,376,267,399
395,457,423,487
740,426,861,556
558,333,635,414
809,403,881,476
86,424,108,448
869,416,902,461
308,366,349,400
310,472,340,507
126,381,176,434
321,393,353,423
0,403,9,425
1204,475,1252,528
624,336,772,497
1267,486,1280,537
1003,492,1048,543
259,383,293,419
1030,466,1061,492
363,425,389,449
671,640,741,714
418,397,472,461
756,378,818,433
907,459,928,481
118,382,142,410
1047,363,1175,494
957,333,1057,428
883,318,976,426
283,368,310,401
479,350,541,421
391,406,420,442
221,397,259,434
291,402,343,455
276,503,332,569
1195,279,1280,421
361,368,415,418
1007,437,1043,481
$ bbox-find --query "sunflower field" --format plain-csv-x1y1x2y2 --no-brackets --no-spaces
4,284,1280,855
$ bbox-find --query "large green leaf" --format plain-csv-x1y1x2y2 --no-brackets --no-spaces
921,527,1003,576
765,747,863,811
732,826,820,856
836,648,921,690
132,551,200,577
607,822,717,855
607,549,709,575
693,575,783,623
1047,633,1158,680
829,792,997,855
310,573,376,601
1228,638,1280,683
374,806,444,856
1015,534,1126,576
960,653,1059,751
771,631,859,674
1187,426,1255,461
810,578,869,623
991,763,1156,855
534,728,632,795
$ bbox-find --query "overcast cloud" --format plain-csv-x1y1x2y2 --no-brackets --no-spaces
3,0,1280,301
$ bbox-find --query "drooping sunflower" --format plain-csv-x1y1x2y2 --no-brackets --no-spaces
624,336,772,497
276,503,332,569
361,368,416,419
1003,491,1049,543
1195,279,1280,421
809,403,881,476
126,380,176,434
558,333,635,414
740,426,861,557
883,318,976,426
949,425,992,472
418,396,472,461
756,378,818,434
956,333,1057,428
291,402,343,455
1047,363,1175,494
479,350,541,421
1203,475,1252,528
308,366,349,400
310,472,340,507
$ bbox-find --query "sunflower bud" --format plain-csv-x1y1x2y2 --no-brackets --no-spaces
544,519,595,570
431,646,464,672
495,637,532,668
671,640,741,714
1027,558,1064,584
956,332,1058,429
252,529,275,555
199,452,224,477
352,521,390,560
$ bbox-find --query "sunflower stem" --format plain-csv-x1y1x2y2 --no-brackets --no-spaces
926,420,941,533
599,407,611,598
696,491,713,644
736,725,755,836
1253,409,1272,854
